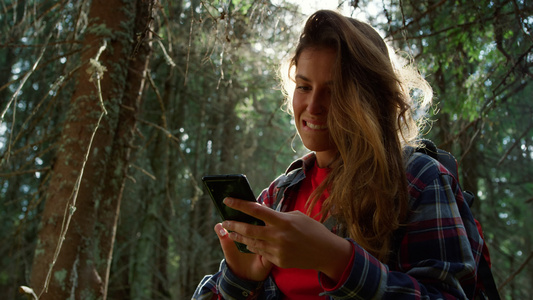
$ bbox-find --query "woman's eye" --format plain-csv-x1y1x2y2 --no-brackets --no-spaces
296,86,310,91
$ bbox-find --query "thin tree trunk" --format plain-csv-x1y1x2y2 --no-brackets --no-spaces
129,128,168,299
96,0,154,298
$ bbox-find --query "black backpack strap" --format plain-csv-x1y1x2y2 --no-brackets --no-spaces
416,140,455,175
416,139,474,207
479,255,501,300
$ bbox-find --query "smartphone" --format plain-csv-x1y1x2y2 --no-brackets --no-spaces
202,174,265,253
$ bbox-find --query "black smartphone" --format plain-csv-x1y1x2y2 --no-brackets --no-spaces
202,174,265,253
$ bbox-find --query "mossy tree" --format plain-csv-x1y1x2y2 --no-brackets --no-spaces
28,0,155,299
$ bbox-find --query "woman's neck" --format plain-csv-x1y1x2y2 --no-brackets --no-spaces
315,150,338,168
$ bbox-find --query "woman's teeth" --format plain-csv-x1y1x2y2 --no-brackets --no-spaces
307,122,327,130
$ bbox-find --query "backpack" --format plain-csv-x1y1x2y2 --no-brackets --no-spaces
273,140,501,300
415,139,500,300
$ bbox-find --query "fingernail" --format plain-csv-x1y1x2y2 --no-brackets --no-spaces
215,223,227,237
219,228,227,237
223,197,232,205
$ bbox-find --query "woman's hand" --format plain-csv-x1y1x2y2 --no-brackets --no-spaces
214,223,273,282
221,197,353,283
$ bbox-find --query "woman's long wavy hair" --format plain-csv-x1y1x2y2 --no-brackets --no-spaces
281,10,432,262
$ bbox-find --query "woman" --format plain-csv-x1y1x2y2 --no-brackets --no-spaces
193,10,483,299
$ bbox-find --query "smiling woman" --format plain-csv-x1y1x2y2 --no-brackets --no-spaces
192,9,486,300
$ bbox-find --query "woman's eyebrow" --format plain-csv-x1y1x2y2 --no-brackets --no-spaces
295,74,311,82
295,74,334,86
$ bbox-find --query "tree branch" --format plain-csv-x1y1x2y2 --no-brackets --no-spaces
497,122,533,166
499,251,533,290
0,167,51,178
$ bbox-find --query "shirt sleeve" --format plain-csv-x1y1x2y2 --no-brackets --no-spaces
192,260,279,300
192,185,283,300
318,153,484,299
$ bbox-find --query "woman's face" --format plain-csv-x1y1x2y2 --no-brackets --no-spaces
292,47,338,167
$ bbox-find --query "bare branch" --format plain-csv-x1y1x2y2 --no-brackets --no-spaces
39,111,105,297
130,164,156,180
184,5,195,86
40,37,110,296
0,40,83,48
87,40,109,115
1,34,50,121
499,251,533,290
147,70,169,129
0,167,51,178
497,122,533,166
18,286,38,300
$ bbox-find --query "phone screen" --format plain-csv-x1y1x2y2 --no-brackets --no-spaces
202,174,265,253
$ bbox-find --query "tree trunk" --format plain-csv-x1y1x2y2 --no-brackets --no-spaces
130,130,169,300
29,0,152,299
95,0,153,297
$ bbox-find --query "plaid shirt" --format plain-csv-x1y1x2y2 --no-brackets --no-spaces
192,151,484,300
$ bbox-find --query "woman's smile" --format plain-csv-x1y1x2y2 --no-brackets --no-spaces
304,120,328,130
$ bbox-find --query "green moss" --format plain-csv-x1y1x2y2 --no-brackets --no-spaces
87,23,115,39
80,288,98,300
34,239,45,257
54,269,68,291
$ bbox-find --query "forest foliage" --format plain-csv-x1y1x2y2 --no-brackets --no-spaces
0,0,531,299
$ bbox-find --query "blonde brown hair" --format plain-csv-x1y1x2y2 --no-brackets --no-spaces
282,10,432,262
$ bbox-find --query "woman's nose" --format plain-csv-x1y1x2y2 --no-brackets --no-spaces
307,90,328,115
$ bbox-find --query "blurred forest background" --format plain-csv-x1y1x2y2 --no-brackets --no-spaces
0,0,531,299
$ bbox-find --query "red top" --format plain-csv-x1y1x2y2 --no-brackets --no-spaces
270,162,336,299
290,160,330,220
